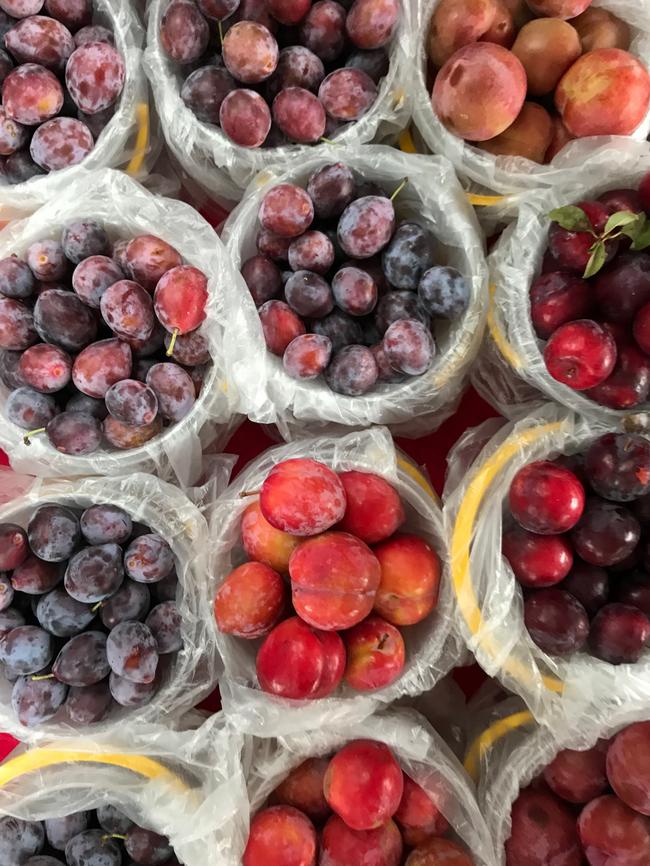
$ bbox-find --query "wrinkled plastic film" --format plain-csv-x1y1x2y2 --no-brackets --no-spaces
444,402,650,732
474,142,650,423
221,147,488,439
143,0,412,205
411,0,650,202
0,468,227,744
0,714,248,866
0,168,241,485
212,427,464,736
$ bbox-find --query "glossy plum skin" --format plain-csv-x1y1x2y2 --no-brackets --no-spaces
509,461,585,534
503,527,573,587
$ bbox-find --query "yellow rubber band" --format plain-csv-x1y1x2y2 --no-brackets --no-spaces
464,711,534,782
466,193,508,206
126,103,150,178
451,423,565,696
0,749,190,796
398,129,417,154
487,283,522,371
396,454,438,504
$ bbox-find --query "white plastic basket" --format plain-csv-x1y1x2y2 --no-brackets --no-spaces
411,0,650,204
472,140,650,425
0,713,247,866
445,403,650,733
235,708,497,866
0,469,223,744
143,0,413,204
221,146,488,440
0,168,240,485
212,426,464,737
0,0,153,217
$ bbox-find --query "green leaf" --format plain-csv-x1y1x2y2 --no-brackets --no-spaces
604,210,643,234
583,241,608,279
622,212,648,239
548,205,592,233
632,220,650,251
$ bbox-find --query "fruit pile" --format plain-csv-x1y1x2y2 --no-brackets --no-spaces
428,0,650,164
0,806,180,865
160,0,400,149
530,174,650,409
0,501,182,727
215,458,441,698
503,431,650,665
241,162,470,396
244,738,476,866
506,720,650,866
0,0,126,183
0,221,209,457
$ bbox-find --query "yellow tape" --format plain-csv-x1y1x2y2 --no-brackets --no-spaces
466,193,508,206
451,422,565,696
0,750,190,796
126,103,150,178
464,711,534,783
398,129,417,154
396,454,438,504
487,283,522,371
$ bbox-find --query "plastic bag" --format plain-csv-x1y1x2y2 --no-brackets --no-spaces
410,0,650,204
221,146,488,440
472,141,650,423
212,426,464,736
444,402,650,733
237,707,497,866
0,713,247,866
143,0,412,205
0,0,154,221
472,695,650,864
0,167,241,486
0,468,224,744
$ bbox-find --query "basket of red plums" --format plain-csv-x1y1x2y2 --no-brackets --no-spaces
503,429,650,666
0,171,231,480
0,806,183,866
0,0,140,185
243,720,487,866
490,716,650,866
0,472,211,737
413,0,650,193
212,429,455,721
485,162,650,421
146,0,408,195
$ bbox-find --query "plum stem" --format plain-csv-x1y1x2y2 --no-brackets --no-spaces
166,329,179,357
390,177,408,202
218,19,224,46
23,427,46,446
319,137,339,145
239,489,260,498
91,600,104,613
31,673,55,682
102,834,127,843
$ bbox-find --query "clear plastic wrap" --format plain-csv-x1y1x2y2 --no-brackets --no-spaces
473,695,650,865
237,707,497,866
411,0,650,201
0,712,247,866
472,141,650,423
0,168,241,485
143,0,412,205
212,426,464,736
221,147,488,440
0,0,153,219
444,402,650,733
0,467,226,744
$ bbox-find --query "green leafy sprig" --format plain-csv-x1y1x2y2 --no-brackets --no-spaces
548,205,650,279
